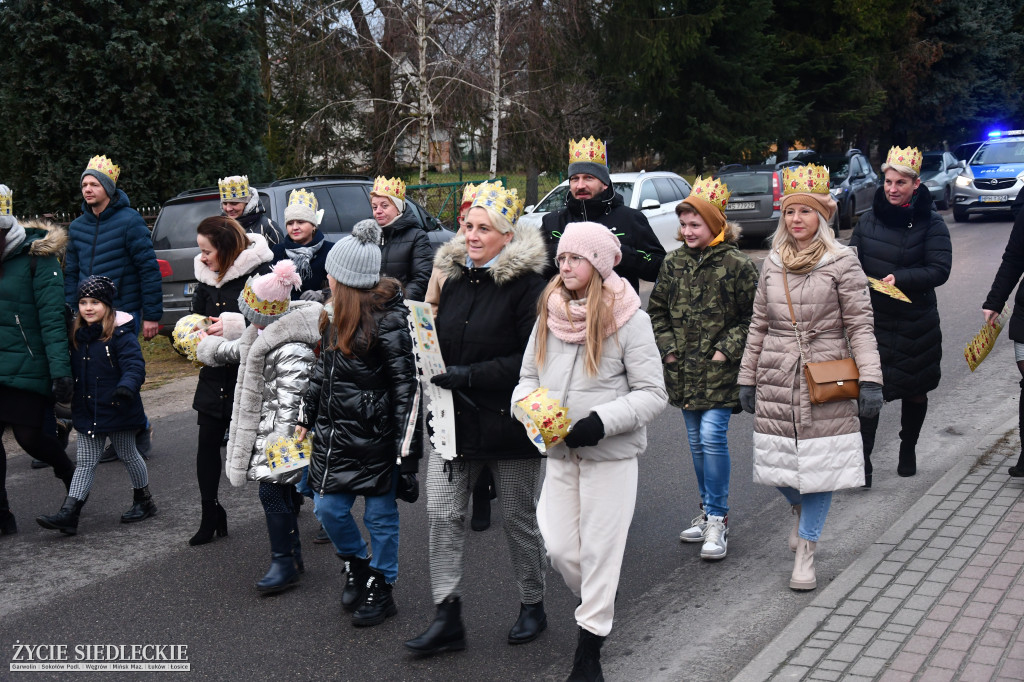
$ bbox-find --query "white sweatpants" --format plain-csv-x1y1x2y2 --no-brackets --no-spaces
537,455,638,637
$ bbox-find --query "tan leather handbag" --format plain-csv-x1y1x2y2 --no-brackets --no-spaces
782,268,860,405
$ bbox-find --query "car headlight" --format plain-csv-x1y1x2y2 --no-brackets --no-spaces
955,176,972,188
829,188,843,199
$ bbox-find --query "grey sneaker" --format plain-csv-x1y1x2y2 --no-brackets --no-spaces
700,515,728,560
679,511,707,543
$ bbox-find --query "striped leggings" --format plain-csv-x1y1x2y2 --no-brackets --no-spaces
69,431,148,500
426,452,546,605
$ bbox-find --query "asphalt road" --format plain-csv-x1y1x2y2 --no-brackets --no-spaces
2,210,1020,682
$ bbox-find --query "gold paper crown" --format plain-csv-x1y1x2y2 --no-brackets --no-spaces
218,175,251,202
515,387,572,450
287,188,318,212
0,185,11,216
86,155,120,184
689,176,731,211
885,146,922,174
265,433,313,473
372,176,406,202
569,137,607,166
241,281,291,318
171,314,211,367
469,180,524,225
782,164,831,195
460,182,480,207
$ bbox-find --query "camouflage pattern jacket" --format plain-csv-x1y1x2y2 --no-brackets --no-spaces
648,231,758,411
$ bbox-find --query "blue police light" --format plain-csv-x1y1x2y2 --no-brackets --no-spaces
989,130,1004,138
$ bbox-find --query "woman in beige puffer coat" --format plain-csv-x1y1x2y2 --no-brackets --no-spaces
738,164,883,592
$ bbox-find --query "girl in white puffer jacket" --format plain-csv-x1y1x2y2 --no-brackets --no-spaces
513,221,667,682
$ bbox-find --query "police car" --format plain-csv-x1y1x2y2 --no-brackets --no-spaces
952,130,1024,222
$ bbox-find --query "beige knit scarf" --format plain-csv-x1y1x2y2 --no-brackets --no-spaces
778,240,828,275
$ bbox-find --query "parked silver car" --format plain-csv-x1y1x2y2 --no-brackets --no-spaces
920,151,963,210
519,171,692,252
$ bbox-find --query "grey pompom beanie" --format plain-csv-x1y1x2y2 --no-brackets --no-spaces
325,219,382,288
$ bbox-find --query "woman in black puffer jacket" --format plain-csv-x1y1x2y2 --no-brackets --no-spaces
296,221,418,627
188,216,273,545
849,146,952,484
368,177,433,301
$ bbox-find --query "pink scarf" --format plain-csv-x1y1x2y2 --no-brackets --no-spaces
545,272,641,344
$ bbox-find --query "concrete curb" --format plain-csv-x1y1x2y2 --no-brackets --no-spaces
731,412,1021,682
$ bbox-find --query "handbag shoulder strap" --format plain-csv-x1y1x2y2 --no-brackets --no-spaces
830,276,854,359
780,267,809,366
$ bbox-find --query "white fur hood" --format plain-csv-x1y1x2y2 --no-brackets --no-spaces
194,233,274,287
433,221,548,285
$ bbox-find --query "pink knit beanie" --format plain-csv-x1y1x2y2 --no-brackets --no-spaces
556,221,622,280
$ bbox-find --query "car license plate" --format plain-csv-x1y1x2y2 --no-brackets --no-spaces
980,195,1007,203
184,283,197,296
727,202,755,211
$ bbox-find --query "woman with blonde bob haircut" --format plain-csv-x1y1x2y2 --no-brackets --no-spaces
515,221,667,681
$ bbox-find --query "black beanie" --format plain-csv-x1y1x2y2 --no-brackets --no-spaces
77,275,117,309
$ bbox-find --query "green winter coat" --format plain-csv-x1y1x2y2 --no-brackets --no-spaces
0,220,71,397
648,226,758,411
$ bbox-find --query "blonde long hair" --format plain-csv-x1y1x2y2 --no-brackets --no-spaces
533,271,616,376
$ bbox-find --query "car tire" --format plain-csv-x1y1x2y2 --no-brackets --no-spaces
841,200,853,231
936,187,951,211
953,205,969,223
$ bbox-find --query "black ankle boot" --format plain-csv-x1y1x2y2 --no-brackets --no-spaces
36,496,85,535
567,627,606,681
0,493,16,535
898,399,928,477
352,569,397,627
508,601,547,644
189,500,227,546
256,512,299,594
121,486,157,523
404,595,467,655
340,554,371,612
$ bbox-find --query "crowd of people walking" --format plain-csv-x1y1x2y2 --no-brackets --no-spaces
4,138,1002,681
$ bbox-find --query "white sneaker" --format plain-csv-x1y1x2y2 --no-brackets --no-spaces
700,515,728,560
679,511,707,543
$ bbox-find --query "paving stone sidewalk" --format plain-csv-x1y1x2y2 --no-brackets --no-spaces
735,423,1024,682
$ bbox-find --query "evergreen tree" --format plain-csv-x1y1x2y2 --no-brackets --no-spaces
0,0,268,214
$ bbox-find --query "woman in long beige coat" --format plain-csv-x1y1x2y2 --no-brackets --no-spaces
737,165,883,592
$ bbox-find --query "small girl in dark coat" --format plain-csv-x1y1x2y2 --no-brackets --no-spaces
295,220,419,628
37,276,155,535
270,188,334,302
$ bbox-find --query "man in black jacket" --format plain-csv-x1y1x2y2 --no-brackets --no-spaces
540,137,665,292
219,175,281,246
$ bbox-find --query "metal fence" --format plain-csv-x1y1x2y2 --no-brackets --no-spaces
17,207,161,229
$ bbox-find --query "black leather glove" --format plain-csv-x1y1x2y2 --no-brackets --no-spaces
396,473,420,503
114,386,135,404
430,365,472,390
52,376,73,404
739,385,756,414
564,412,605,449
858,381,884,419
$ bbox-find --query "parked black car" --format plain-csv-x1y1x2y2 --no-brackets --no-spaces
798,150,878,231
151,175,455,332
716,162,805,240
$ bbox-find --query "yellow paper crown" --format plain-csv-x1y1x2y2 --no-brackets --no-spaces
372,176,406,202
515,387,572,450
689,176,731,211
569,137,608,166
288,188,317,213
171,314,211,367
886,146,922,174
218,175,251,202
460,182,480,207
0,185,11,216
265,433,313,473
782,164,831,195
241,280,291,318
86,155,120,184
469,180,524,226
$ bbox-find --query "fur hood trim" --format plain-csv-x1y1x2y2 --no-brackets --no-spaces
433,221,548,285
21,219,67,258
194,233,274,287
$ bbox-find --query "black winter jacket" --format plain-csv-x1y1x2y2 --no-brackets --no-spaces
984,209,1024,342
190,236,274,420
380,210,433,302
540,186,666,292
235,199,281,246
300,286,419,496
432,223,548,460
71,313,146,435
271,230,334,299
849,186,952,400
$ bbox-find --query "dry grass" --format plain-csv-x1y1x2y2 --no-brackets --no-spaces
140,334,198,390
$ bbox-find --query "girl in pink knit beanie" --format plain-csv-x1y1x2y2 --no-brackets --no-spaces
512,220,668,680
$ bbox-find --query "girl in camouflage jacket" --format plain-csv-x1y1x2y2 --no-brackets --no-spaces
648,180,759,562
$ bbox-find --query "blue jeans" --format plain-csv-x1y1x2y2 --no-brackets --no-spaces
314,471,400,583
681,408,732,517
777,487,832,542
